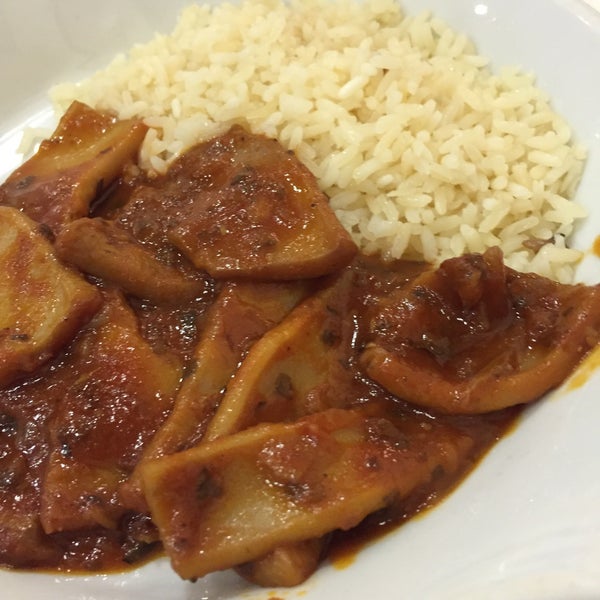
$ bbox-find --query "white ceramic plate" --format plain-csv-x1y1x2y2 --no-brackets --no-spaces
1,1,600,599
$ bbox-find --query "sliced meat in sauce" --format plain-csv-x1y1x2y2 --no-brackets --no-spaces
139,407,474,581
0,101,147,234
55,217,207,305
121,279,311,513
0,207,102,387
204,268,359,441
0,103,598,583
116,124,357,280
361,246,600,414
39,290,183,534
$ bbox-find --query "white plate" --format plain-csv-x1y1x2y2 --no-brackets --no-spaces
1,1,600,599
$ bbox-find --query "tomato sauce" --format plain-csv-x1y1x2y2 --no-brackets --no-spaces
1,112,598,584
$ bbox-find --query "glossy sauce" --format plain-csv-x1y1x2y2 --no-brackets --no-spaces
332,256,523,561
0,289,213,571
0,254,525,574
328,404,522,569
1,120,591,580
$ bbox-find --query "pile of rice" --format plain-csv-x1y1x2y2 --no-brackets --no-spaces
49,0,587,283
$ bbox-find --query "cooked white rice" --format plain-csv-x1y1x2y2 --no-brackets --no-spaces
49,0,587,283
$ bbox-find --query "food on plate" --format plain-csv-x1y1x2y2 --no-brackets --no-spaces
1,101,147,234
140,407,474,581
121,278,312,513
111,123,357,280
202,268,357,442
0,207,102,387
0,101,599,584
55,217,207,304
50,0,587,282
38,290,183,535
0,0,597,590
362,246,600,414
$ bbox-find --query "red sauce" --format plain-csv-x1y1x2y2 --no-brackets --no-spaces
0,254,525,574
1,116,597,584
328,404,523,569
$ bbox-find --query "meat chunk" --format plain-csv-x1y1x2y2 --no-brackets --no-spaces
0,207,102,386
39,291,183,534
0,101,147,233
204,269,357,441
140,408,473,581
121,279,310,512
118,125,357,280
55,217,207,305
361,247,600,414
2,93,594,583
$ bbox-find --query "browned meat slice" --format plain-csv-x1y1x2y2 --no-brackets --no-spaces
39,291,183,534
120,279,310,512
361,246,600,414
0,101,147,233
194,268,367,587
204,268,357,441
139,408,473,581
220,259,428,588
55,217,207,305
118,124,357,280
0,207,102,386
